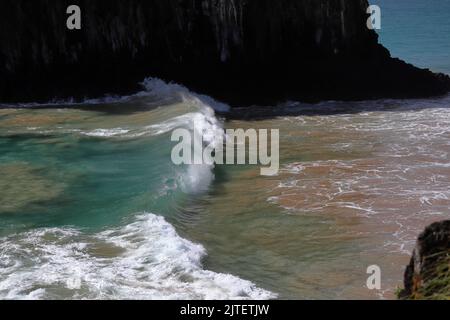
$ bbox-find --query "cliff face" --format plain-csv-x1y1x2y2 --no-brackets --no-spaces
0,0,449,105
400,221,450,300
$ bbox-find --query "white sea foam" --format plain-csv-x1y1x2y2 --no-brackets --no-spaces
0,213,275,300
81,128,131,137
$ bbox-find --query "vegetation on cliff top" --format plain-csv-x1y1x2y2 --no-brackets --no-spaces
399,221,450,300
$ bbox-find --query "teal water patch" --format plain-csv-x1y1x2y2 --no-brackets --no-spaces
372,0,450,74
0,126,182,233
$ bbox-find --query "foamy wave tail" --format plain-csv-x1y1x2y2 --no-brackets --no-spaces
0,213,276,300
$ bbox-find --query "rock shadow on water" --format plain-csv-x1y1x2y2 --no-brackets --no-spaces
225,94,450,121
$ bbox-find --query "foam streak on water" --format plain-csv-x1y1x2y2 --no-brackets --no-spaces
268,95,450,255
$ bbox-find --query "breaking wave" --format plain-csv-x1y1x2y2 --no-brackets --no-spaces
0,213,275,300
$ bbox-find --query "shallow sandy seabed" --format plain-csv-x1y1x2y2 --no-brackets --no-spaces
0,163,66,213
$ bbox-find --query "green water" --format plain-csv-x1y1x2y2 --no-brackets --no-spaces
0,109,180,232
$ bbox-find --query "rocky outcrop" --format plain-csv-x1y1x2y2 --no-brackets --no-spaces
399,221,450,300
0,0,449,105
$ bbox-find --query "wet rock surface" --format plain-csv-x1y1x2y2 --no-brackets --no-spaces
400,220,450,300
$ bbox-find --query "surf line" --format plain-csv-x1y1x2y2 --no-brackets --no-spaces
180,304,215,318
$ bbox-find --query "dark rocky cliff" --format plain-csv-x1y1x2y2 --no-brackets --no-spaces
0,0,449,105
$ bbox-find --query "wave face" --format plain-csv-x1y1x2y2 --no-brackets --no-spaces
0,78,228,196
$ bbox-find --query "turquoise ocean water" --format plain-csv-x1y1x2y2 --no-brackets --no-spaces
372,0,450,74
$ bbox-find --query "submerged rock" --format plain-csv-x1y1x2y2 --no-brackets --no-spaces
0,0,449,105
399,220,450,300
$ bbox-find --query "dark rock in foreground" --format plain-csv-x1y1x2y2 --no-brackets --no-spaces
0,0,449,106
399,220,450,300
